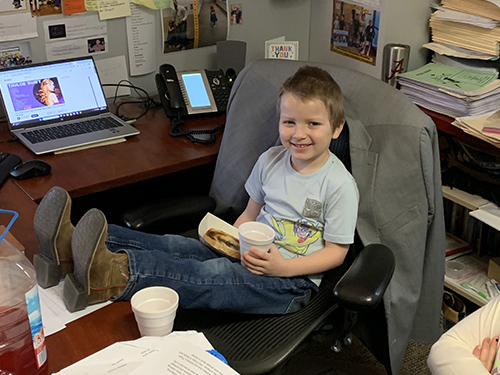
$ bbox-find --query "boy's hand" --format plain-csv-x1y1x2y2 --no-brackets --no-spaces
472,336,498,373
241,245,289,277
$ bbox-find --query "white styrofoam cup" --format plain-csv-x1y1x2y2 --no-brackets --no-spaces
238,221,275,258
130,286,179,337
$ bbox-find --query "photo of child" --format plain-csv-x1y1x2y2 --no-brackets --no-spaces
88,38,106,53
230,4,242,25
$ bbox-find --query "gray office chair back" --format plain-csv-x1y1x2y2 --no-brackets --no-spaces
209,59,445,375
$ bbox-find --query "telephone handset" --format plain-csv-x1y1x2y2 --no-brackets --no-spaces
156,64,230,119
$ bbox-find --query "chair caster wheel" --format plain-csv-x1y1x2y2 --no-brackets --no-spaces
344,333,353,346
331,339,342,353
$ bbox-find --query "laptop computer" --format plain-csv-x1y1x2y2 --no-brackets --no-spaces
0,56,140,155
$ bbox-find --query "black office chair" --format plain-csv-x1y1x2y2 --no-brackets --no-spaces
120,59,444,374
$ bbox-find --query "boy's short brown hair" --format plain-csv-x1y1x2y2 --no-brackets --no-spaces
278,66,345,130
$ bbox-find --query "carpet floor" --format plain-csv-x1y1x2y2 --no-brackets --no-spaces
281,336,432,375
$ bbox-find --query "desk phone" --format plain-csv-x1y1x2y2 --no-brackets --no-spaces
156,64,230,119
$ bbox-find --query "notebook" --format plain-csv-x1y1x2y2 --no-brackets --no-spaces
0,57,139,155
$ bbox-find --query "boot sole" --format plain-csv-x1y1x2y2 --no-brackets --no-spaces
63,208,106,312
33,186,71,288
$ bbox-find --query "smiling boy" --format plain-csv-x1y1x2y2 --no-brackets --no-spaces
34,66,359,314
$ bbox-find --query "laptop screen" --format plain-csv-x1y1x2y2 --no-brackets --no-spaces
0,57,108,129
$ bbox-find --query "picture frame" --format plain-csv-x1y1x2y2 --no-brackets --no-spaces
265,41,299,60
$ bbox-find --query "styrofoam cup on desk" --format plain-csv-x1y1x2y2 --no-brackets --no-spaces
238,221,275,258
130,286,179,337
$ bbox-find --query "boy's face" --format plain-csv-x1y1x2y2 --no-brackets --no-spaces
279,92,343,174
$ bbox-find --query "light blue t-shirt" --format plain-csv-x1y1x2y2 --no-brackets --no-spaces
245,146,359,285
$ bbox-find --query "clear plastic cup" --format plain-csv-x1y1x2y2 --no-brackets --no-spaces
130,286,179,337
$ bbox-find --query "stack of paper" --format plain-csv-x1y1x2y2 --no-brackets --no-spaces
431,5,499,29
424,1,500,73
441,0,500,21
429,12,500,56
54,332,239,375
398,62,500,118
452,109,500,147
432,53,498,73
424,41,499,62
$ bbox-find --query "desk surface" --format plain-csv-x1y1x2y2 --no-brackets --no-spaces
45,302,139,373
0,103,224,261
1,104,224,374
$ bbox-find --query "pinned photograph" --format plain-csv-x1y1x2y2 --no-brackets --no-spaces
162,0,228,54
0,0,27,13
88,37,106,53
331,0,380,66
230,3,242,25
30,0,63,16
0,41,33,68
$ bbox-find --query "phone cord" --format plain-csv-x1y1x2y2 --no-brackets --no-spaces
169,116,225,144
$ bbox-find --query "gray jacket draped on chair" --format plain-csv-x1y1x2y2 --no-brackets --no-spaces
210,59,445,375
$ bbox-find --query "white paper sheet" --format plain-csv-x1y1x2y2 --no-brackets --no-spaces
39,279,111,336
126,2,157,76
54,332,239,375
95,55,131,97
45,35,108,60
43,14,107,43
0,12,37,42
471,202,500,232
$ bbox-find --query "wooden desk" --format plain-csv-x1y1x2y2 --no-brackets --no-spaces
1,104,224,374
0,104,224,262
45,302,140,373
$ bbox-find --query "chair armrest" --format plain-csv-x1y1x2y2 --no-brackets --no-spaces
121,195,216,234
333,243,395,312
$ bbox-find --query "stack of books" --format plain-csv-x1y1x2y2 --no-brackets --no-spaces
397,62,500,118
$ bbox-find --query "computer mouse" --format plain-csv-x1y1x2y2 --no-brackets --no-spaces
9,159,51,180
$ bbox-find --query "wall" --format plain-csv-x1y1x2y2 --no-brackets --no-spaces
25,0,434,95
26,0,312,96
309,0,435,80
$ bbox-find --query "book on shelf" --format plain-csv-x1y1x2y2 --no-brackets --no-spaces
443,192,500,258
446,232,472,258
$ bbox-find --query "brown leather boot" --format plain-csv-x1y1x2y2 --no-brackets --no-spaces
33,186,75,288
63,208,129,312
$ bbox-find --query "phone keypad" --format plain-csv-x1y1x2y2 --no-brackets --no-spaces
206,70,230,112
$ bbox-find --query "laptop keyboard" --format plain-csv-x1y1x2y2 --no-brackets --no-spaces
21,117,124,144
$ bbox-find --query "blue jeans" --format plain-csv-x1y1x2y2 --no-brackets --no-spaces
106,224,318,314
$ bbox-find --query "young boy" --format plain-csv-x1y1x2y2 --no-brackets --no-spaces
33,66,359,314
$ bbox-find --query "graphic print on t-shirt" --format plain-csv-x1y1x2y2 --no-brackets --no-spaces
272,217,322,255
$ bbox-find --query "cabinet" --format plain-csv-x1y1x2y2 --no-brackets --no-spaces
424,108,500,308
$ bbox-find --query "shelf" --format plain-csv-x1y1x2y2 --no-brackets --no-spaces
443,186,500,231
444,278,487,307
442,186,489,211
445,253,491,307
422,107,500,154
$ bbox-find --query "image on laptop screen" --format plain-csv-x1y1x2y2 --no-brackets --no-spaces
0,57,108,129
